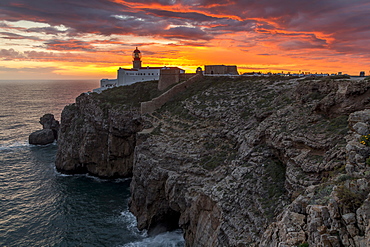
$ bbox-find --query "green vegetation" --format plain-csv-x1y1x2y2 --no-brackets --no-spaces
366,157,370,166
298,243,309,247
306,91,326,101
360,134,370,146
159,76,255,118
200,154,227,171
200,138,237,171
150,123,163,135
336,185,369,211
310,115,349,139
327,115,349,134
359,134,370,166
259,157,287,219
321,75,351,80
90,81,162,110
311,184,334,205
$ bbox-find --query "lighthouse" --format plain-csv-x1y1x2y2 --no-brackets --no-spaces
97,47,184,91
132,47,142,69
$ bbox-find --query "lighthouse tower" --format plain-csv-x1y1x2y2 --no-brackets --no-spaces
132,47,142,69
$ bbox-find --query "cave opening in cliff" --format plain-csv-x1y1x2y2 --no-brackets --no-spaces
148,209,182,236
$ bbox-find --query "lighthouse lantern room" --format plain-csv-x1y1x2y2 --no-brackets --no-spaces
132,47,142,69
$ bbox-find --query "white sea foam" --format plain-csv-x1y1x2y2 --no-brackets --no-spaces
120,229,185,247
54,168,73,177
118,210,184,247
0,141,31,151
120,210,147,238
113,177,131,183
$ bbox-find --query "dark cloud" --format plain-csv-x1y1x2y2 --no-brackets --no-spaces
257,54,276,56
278,35,328,50
0,48,26,60
26,26,68,35
0,48,70,61
0,0,369,54
0,65,62,74
44,40,95,51
143,8,217,22
162,26,212,40
0,22,12,28
0,32,40,40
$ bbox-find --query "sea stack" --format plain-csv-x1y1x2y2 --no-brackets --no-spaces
29,114,60,145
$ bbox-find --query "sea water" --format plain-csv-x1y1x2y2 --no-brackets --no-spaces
0,80,185,247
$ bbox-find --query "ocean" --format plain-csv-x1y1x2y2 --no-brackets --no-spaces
0,80,185,247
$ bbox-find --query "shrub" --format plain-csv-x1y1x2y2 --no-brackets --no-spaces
336,185,368,211
360,134,370,146
91,81,161,110
298,243,309,247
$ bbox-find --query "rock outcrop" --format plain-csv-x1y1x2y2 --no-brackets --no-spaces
261,109,370,247
29,113,60,145
55,93,143,178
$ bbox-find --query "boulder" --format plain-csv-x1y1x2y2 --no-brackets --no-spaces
29,129,55,145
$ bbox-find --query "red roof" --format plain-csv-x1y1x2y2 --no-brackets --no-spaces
119,66,184,71
140,66,184,70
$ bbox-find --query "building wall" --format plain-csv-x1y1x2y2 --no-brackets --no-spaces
158,68,182,91
117,68,160,86
204,65,238,75
100,79,117,87
141,73,203,114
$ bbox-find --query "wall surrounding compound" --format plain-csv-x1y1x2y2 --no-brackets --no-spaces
158,68,182,91
204,65,238,75
141,73,203,114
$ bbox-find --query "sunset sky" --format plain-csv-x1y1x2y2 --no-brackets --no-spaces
1,0,370,79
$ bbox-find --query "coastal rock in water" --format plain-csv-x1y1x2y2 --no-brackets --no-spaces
29,129,55,145
55,93,144,178
29,113,59,145
40,113,60,139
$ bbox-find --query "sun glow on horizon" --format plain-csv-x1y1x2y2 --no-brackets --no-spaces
1,0,370,79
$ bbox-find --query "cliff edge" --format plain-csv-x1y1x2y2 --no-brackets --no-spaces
55,81,160,178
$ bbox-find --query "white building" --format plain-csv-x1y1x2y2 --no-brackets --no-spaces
117,67,161,85
95,47,181,92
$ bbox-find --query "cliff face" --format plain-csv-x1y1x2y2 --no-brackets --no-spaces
55,93,143,178
56,77,370,246
129,77,370,246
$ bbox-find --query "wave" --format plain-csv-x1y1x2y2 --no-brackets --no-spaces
120,210,147,238
54,170,131,183
0,141,31,151
120,229,185,247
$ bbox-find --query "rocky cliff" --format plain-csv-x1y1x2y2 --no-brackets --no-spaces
55,81,160,178
129,76,370,246
56,76,370,246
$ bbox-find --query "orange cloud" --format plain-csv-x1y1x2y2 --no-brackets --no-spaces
0,0,369,79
